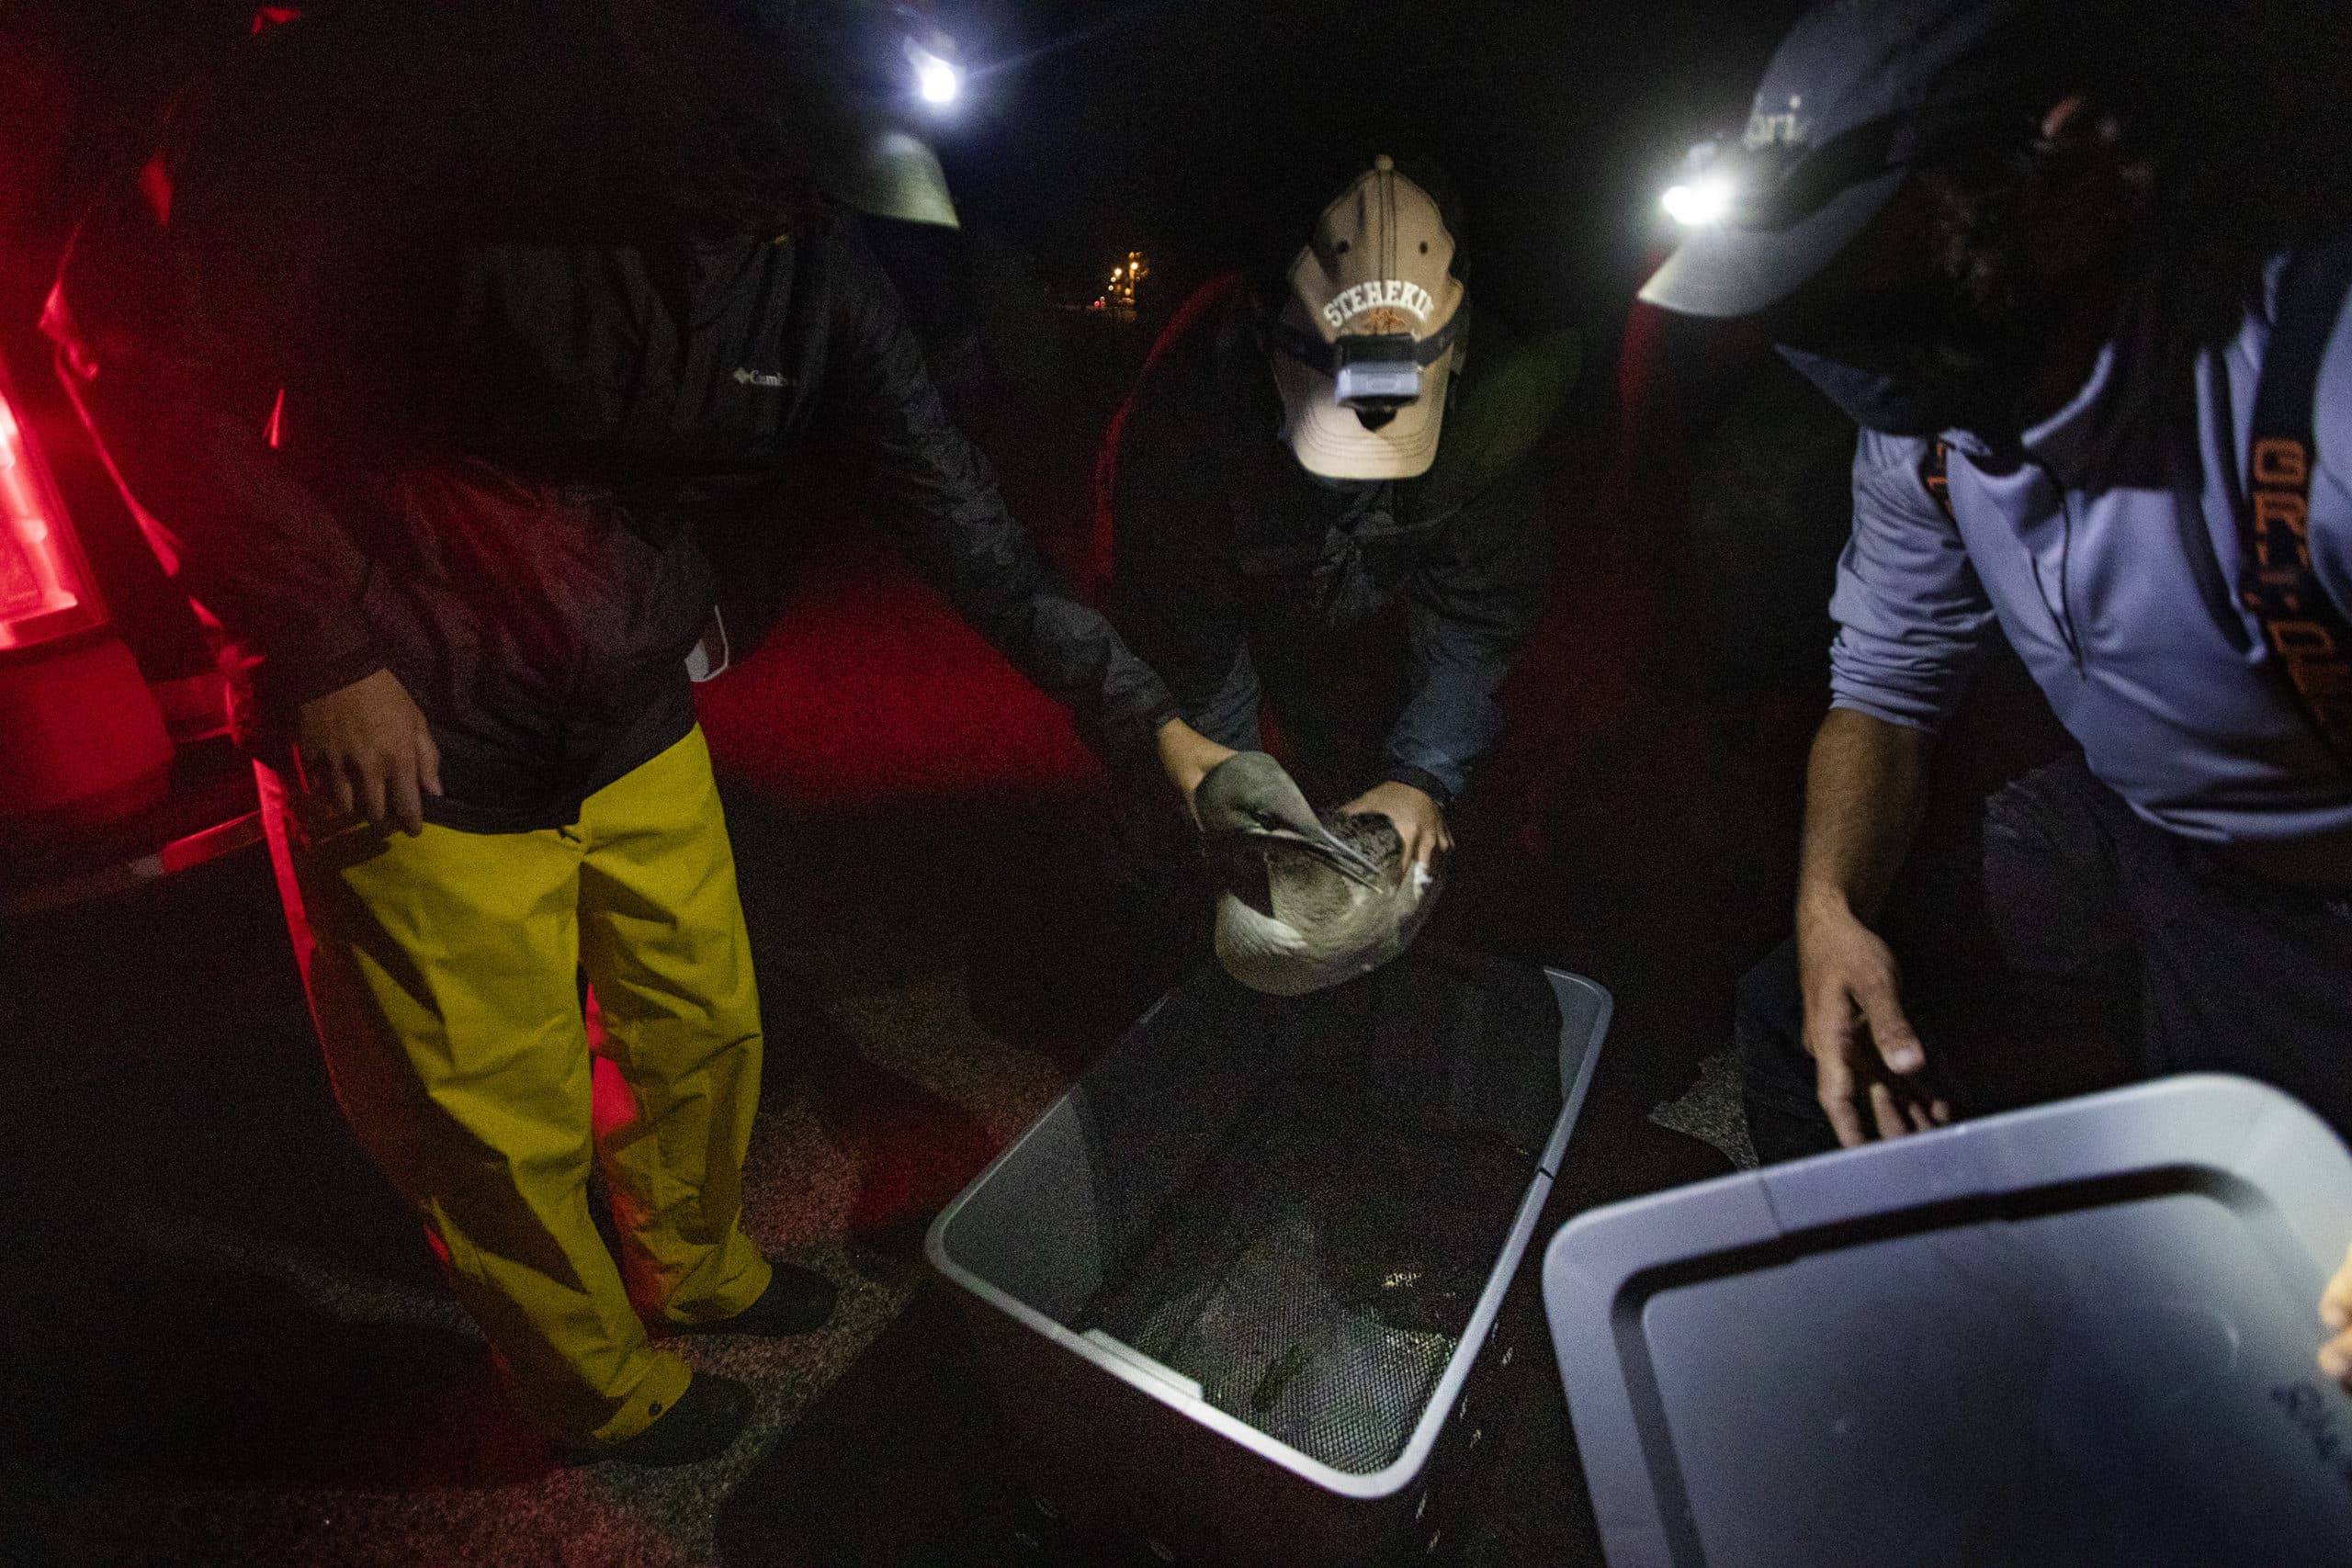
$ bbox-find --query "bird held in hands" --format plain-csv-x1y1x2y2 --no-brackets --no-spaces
1193,751,1442,997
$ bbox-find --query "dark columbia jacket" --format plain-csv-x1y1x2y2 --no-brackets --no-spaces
1103,277,1575,805
47,5,1176,832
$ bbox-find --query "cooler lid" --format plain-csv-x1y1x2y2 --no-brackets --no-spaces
1544,1074,2352,1567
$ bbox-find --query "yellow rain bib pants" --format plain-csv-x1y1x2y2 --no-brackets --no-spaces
257,726,775,1448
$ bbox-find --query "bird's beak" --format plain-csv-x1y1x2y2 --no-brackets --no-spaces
1243,823,1386,889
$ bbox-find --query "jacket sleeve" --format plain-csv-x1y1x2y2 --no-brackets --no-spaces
1387,461,1550,805
1104,384,1256,739
820,226,1179,763
1826,430,1999,732
47,182,385,719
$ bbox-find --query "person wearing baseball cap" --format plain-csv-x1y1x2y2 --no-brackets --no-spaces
1100,154,1577,984
1645,0,2352,1384
1266,156,1470,484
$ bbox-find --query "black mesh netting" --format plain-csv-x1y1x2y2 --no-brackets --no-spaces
1076,953,1557,1475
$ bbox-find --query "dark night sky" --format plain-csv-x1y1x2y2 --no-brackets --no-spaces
0,0,1809,344
931,0,1808,333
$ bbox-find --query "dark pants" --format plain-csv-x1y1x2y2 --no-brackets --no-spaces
1737,753,2352,1162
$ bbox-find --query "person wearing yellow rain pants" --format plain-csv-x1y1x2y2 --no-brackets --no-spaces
51,2,1222,1468
256,727,828,1463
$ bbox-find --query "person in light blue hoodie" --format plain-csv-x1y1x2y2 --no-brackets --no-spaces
1640,0,2352,1382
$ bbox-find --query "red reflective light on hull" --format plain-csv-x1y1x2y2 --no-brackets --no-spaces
0,368,106,653
0,364,172,834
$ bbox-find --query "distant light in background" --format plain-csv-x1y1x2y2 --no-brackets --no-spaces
1098,251,1147,314
1660,174,1735,229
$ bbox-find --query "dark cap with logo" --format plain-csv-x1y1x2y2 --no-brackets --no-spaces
1641,0,2072,319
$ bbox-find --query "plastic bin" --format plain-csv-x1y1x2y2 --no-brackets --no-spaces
1544,1073,2352,1568
927,946,1609,1564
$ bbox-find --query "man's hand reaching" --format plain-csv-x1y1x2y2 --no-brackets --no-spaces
298,668,443,836
1796,897,1951,1147
1340,781,1450,874
1155,718,1238,820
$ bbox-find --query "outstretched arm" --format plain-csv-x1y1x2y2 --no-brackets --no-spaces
1794,706,1945,1145
1105,373,1258,813
820,223,1223,802
1799,429,2002,1143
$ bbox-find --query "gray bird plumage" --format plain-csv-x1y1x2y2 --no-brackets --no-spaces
1193,751,1442,997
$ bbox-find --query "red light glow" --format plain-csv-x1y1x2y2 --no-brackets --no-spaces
693,525,1099,808
0,373,107,652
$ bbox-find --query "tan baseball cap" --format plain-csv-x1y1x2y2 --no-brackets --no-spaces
1272,155,1465,481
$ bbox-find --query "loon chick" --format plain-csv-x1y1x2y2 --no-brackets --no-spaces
1193,751,1443,997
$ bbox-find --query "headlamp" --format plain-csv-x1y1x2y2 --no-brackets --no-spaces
1657,107,2035,237
1659,139,1747,230
1272,315,1462,412
1661,173,1736,228
904,34,960,107
1332,337,1425,408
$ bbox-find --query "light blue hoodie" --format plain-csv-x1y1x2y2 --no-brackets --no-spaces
1827,253,2352,883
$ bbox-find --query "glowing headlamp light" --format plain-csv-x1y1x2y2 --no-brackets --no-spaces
906,37,961,106
1661,173,1736,228
1659,139,1739,229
